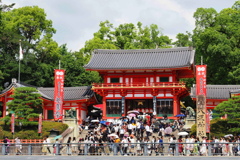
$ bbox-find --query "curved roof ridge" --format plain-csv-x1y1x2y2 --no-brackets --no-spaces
85,47,195,70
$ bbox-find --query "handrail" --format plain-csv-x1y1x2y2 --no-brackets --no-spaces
92,82,186,89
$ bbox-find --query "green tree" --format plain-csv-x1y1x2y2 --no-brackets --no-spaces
193,2,240,84
80,20,172,56
214,95,240,134
173,32,192,47
61,45,101,86
6,87,43,125
0,5,58,88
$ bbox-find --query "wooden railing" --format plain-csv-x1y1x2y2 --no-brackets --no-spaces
92,82,186,89
7,139,43,143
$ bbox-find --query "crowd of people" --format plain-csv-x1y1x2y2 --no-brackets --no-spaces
2,113,240,156
51,115,240,156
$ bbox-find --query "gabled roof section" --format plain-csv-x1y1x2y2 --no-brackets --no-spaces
0,79,95,101
0,79,27,96
191,85,240,99
84,47,195,70
38,86,94,101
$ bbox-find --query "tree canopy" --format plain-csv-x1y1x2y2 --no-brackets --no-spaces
193,1,240,84
80,21,172,57
5,87,43,125
0,1,239,89
214,95,240,133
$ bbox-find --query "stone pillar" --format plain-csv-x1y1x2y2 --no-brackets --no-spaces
121,96,125,116
153,96,156,116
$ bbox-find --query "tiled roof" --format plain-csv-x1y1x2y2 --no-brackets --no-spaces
37,86,94,101
191,85,240,99
0,81,26,96
84,47,195,70
0,80,94,101
230,89,240,94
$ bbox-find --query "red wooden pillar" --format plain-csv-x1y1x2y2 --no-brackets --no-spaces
102,96,106,119
173,95,178,117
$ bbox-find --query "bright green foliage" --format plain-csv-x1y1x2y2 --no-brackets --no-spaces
190,119,228,137
80,21,172,56
60,45,101,87
0,120,68,139
193,2,240,84
173,32,192,47
0,5,59,88
214,95,240,133
6,87,43,125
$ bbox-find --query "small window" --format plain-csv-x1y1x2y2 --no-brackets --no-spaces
160,77,169,82
47,110,54,119
110,78,120,83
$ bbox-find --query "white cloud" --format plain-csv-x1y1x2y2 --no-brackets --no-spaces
3,0,237,51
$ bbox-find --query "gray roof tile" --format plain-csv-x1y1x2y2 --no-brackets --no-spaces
38,86,94,101
191,85,240,99
0,81,94,101
84,47,195,70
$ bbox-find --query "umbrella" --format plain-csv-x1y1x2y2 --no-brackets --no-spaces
108,133,117,137
128,113,136,117
178,132,189,136
127,110,139,114
224,134,233,138
54,135,62,140
165,127,172,134
174,114,186,117
100,121,106,126
91,119,99,122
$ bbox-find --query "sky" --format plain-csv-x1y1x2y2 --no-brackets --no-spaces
4,0,238,52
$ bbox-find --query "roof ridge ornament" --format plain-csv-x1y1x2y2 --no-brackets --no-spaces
12,78,17,84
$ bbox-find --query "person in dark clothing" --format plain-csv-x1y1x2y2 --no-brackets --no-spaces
3,137,10,155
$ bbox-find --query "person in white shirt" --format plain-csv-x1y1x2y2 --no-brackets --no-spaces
127,123,133,135
145,124,150,138
136,121,141,137
114,124,119,135
119,126,125,139
129,136,136,155
46,136,51,154
121,136,129,155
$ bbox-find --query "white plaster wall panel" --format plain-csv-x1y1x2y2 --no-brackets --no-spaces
125,94,133,97
166,93,173,97
158,94,164,97
64,103,70,106
146,94,153,97
115,94,121,97
106,94,113,97
81,110,86,120
151,77,154,83
134,94,144,97
169,76,173,82
107,77,110,83
120,77,123,83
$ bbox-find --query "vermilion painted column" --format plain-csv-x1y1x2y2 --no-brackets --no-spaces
102,96,107,119
173,96,178,117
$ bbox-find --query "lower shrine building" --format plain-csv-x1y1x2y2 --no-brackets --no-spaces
191,85,240,110
0,78,97,123
84,47,195,119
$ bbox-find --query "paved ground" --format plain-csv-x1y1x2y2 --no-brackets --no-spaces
1,155,240,160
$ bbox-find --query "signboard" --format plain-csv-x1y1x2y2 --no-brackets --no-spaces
38,113,42,133
53,69,65,120
196,95,206,138
196,65,207,96
11,114,14,133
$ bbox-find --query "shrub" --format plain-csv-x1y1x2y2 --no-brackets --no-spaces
0,119,68,139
